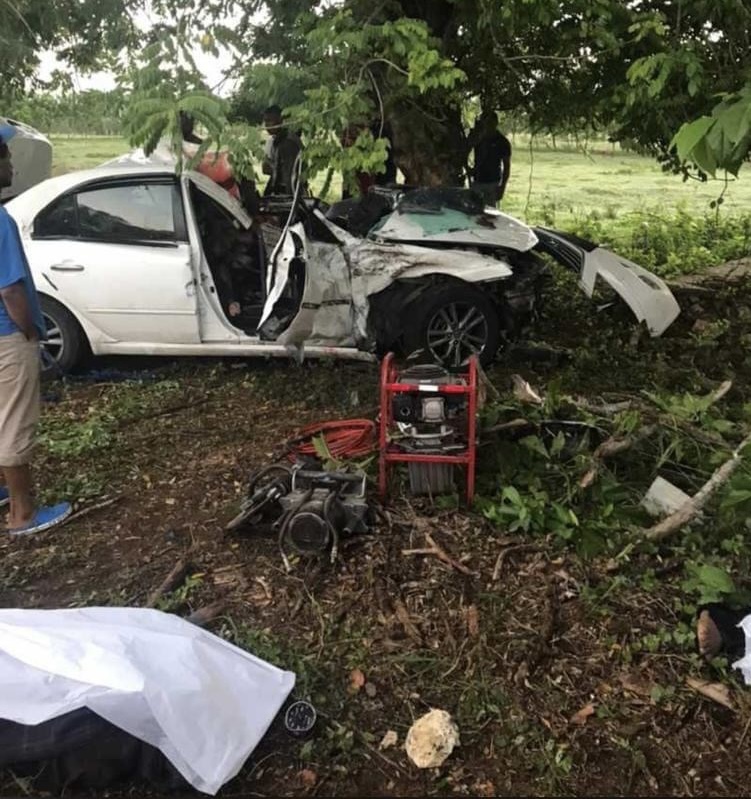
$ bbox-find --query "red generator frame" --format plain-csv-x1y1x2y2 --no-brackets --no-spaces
378,352,478,504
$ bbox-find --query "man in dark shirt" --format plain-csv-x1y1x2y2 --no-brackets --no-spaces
469,111,512,207
261,105,304,196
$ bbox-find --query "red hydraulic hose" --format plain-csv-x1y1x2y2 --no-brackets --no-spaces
286,419,376,461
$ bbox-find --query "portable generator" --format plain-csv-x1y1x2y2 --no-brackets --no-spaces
378,353,478,502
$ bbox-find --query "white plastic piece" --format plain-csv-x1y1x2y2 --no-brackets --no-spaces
0,607,295,795
405,708,460,768
641,476,692,518
733,615,751,685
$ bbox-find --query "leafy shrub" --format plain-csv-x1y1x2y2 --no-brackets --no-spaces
566,207,751,277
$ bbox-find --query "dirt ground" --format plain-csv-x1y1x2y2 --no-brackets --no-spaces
3,270,751,798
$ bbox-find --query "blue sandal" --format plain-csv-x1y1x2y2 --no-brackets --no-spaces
0,487,8,509
9,502,72,537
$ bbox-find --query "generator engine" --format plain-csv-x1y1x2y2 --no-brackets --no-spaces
391,364,469,495
278,469,368,566
379,354,478,502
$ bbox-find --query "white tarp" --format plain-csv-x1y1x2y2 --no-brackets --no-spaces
0,607,295,795
734,615,751,685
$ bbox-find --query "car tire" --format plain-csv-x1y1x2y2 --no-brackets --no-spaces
39,296,87,374
404,283,506,368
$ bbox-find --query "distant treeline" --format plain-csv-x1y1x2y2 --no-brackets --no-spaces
5,90,127,136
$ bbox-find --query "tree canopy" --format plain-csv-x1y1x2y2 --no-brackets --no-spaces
5,0,751,186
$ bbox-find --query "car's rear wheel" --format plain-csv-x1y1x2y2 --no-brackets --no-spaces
404,283,505,368
39,296,86,374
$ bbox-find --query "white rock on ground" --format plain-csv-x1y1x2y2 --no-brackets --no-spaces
404,709,460,768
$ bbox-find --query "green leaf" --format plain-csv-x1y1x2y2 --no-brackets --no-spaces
670,116,716,162
697,565,735,595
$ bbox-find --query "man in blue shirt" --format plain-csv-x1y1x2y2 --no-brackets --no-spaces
0,123,70,535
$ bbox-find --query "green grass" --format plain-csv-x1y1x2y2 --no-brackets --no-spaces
50,134,130,175
501,134,751,225
51,133,751,224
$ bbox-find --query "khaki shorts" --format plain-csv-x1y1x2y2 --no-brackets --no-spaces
0,333,40,466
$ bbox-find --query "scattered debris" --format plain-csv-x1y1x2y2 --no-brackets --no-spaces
145,554,194,609
380,730,399,750
350,668,366,693
465,604,480,638
643,431,751,541
686,678,735,711
570,703,596,726
579,426,656,490
299,768,318,788
405,709,460,769
365,682,378,698
511,374,544,405
642,476,694,518
185,600,227,628
402,531,475,576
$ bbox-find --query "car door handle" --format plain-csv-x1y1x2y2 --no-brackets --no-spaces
50,263,85,272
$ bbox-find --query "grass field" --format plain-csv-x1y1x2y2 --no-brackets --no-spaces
50,133,751,227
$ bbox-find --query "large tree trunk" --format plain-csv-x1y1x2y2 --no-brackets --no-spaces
389,97,467,186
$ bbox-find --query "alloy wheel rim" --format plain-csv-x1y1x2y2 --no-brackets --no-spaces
42,312,64,362
426,302,488,367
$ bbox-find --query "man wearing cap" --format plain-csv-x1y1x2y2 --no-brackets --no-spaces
0,123,70,535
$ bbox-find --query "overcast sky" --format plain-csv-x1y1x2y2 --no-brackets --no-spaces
38,4,244,96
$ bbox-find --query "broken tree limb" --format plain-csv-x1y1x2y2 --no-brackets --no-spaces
572,398,635,416
492,543,539,581
145,555,194,608
392,597,422,644
483,418,532,436
579,425,657,489
185,600,226,627
61,496,121,526
402,532,475,576
642,432,751,542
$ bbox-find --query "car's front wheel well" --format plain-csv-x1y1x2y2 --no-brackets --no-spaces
369,277,511,365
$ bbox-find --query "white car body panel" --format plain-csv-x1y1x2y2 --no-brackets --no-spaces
581,247,681,336
535,228,681,338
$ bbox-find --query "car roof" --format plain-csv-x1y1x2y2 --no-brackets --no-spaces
6,165,180,225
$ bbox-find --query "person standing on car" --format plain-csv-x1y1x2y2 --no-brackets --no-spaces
0,123,71,535
261,105,304,196
468,111,512,207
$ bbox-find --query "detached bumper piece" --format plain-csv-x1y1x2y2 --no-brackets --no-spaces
533,227,680,336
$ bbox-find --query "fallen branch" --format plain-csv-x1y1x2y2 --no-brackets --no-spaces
642,431,751,542
482,418,531,435
402,532,475,576
62,496,121,526
392,597,422,644
117,397,211,429
573,398,635,416
185,600,226,628
145,555,194,608
492,543,539,581
580,425,657,489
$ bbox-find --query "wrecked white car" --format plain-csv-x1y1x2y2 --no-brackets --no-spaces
6,168,679,371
